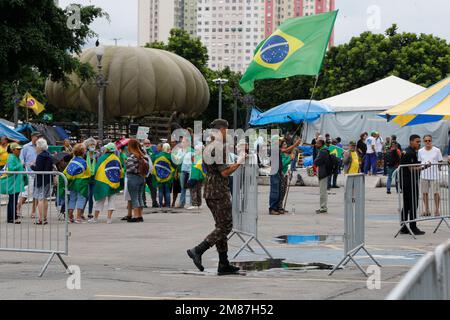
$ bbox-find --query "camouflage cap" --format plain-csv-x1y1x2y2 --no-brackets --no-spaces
210,119,229,129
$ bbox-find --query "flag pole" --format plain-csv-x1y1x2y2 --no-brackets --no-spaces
282,74,320,212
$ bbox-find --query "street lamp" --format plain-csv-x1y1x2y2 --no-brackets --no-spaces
212,78,228,119
95,41,108,141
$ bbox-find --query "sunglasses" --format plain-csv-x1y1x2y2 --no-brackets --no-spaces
424,140,432,143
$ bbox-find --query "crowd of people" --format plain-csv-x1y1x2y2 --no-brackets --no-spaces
0,128,210,225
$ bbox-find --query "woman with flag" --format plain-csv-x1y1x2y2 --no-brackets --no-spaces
0,143,27,224
187,144,205,210
151,143,175,208
89,143,124,224
83,137,99,219
64,143,91,224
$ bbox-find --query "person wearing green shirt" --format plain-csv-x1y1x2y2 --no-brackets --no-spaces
83,137,99,219
278,141,294,210
0,143,27,223
142,139,159,208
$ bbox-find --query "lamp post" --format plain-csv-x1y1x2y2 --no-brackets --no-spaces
12,80,20,128
95,42,108,141
231,87,242,131
212,78,228,119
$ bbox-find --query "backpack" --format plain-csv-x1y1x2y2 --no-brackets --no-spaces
137,157,150,177
326,151,340,175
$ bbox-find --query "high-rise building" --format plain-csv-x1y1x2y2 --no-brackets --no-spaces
265,0,335,45
197,0,265,73
138,0,184,46
183,0,198,37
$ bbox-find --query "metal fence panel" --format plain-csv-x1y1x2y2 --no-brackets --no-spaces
232,164,258,236
0,171,70,276
395,163,450,238
344,174,365,255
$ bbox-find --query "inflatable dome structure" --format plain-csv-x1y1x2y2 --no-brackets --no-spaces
45,46,210,119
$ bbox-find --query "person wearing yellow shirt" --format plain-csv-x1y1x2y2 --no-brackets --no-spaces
0,136,10,170
343,141,360,175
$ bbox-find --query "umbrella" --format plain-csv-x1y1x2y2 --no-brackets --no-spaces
249,100,333,126
0,122,28,142
379,77,450,127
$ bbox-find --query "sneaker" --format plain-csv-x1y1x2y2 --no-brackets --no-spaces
88,214,94,219
121,216,131,221
186,206,197,210
315,209,328,214
88,218,98,224
332,186,340,189
187,248,204,272
399,228,410,235
106,219,112,224
277,208,288,214
74,219,85,224
387,190,391,194
217,263,240,276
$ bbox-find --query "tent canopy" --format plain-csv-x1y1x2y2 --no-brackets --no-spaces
249,100,333,126
306,76,450,152
0,122,28,142
321,76,425,112
379,77,450,127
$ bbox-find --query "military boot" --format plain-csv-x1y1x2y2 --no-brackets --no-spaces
187,240,210,272
217,251,240,276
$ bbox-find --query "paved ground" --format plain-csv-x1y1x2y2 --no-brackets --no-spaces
1,180,449,300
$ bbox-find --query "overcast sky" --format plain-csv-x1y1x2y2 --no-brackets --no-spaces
59,0,450,48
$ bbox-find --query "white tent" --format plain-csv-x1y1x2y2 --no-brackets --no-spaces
306,76,450,152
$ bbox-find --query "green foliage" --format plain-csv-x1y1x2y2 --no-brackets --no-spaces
145,29,209,74
0,0,108,121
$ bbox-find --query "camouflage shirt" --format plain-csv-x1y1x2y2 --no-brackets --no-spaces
203,140,230,200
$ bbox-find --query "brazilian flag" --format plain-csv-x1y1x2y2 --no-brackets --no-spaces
152,152,175,185
93,153,124,201
64,156,91,197
240,10,338,93
190,159,206,182
328,145,344,159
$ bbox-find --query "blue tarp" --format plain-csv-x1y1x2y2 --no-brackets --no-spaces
0,122,28,142
54,126,69,140
249,100,333,126
298,145,313,156
303,156,313,167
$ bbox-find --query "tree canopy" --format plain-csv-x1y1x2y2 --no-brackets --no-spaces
0,0,108,120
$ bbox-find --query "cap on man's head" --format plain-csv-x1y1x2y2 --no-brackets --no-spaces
104,142,117,153
349,141,356,146
210,119,229,129
370,130,377,136
31,131,42,137
9,142,22,150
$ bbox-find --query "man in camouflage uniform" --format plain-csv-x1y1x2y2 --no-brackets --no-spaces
187,119,246,275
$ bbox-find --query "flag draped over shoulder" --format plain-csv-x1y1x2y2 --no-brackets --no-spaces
240,10,338,93
20,92,46,115
190,159,206,182
152,152,175,185
64,156,91,197
93,153,124,201
328,145,344,159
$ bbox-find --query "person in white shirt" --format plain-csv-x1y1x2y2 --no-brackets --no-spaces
363,131,377,175
418,135,443,216
374,132,384,173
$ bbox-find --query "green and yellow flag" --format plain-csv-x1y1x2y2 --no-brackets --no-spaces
93,153,124,202
20,92,46,115
328,145,344,159
190,159,206,182
240,10,338,93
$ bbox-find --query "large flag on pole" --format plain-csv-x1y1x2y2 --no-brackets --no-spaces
239,10,338,93
19,92,46,115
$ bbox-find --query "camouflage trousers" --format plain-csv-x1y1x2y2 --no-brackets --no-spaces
205,197,233,253
278,174,288,208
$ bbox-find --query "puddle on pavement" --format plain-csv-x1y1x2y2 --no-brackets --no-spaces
233,259,334,271
273,234,343,245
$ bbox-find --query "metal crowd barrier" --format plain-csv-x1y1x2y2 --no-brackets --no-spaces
0,171,70,277
395,163,450,239
329,174,381,277
229,162,272,259
387,239,450,300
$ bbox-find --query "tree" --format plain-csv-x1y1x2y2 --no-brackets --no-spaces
145,29,209,74
0,0,108,120
315,25,450,99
